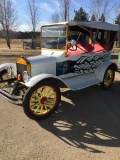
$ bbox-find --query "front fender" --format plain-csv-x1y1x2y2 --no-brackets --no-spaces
0,63,16,71
0,63,17,77
25,74,67,88
95,61,117,81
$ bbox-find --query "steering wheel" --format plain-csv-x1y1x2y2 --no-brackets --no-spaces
68,44,77,51
68,40,85,52
68,39,78,51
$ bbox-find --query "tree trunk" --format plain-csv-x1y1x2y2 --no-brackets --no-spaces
6,38,11,49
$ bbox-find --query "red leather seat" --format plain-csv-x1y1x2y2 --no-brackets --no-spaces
92,44,109,53
68,44,92,56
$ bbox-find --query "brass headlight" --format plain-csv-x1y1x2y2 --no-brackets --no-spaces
22,71,30,82
7,66,13,76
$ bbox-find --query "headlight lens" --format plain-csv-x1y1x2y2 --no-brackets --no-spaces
7,66,13,76
22,71,30,82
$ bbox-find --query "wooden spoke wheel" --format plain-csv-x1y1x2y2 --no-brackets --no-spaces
23,81,61,120
101,67,115,90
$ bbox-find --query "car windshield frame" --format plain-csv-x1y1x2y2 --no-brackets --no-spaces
41,25,67,51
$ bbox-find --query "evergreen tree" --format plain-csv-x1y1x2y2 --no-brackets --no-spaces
91,14,96,21
74,7,89,21
99,13,105,22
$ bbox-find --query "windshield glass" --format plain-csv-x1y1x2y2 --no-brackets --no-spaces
42,25,66,50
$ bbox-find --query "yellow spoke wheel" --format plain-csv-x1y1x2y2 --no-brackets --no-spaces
23,81,61,120
101,67,115,90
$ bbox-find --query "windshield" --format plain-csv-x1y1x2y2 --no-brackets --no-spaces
42,25,66,50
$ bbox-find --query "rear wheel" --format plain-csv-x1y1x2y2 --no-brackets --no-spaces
101,67,115,90
23,81,61,120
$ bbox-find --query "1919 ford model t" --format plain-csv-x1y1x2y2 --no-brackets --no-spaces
0,21,119,120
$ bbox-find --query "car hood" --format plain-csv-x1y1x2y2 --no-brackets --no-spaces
27,55,56,68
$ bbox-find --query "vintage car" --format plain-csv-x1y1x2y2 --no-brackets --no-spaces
0,21,119,120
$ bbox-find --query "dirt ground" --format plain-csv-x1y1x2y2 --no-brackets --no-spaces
0,48,120,160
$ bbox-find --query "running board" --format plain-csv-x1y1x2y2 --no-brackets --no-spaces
0,89,22,104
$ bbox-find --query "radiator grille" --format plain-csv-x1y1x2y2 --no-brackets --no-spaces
17,63,27,80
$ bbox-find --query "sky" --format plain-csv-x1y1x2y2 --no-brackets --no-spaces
12,0,118,32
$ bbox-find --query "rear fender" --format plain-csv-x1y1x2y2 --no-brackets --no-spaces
25,74,67,88
95,61,117,81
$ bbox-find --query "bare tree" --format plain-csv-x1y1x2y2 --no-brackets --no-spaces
0,0,17,49
114,1,120,18
114,2,120,47
88,0,115,22
26,0,40,49
50,13,60,23
59,0,71,21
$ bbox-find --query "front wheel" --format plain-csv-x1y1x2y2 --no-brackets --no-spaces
101,67,115,90
23,81,61,120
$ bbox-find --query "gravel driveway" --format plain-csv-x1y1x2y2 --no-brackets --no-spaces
0,54,120,160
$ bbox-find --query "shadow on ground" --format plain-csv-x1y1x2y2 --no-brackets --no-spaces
37,81,120,153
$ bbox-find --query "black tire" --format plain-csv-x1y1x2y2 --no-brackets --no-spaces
23,81,61,120
101,67,115,90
